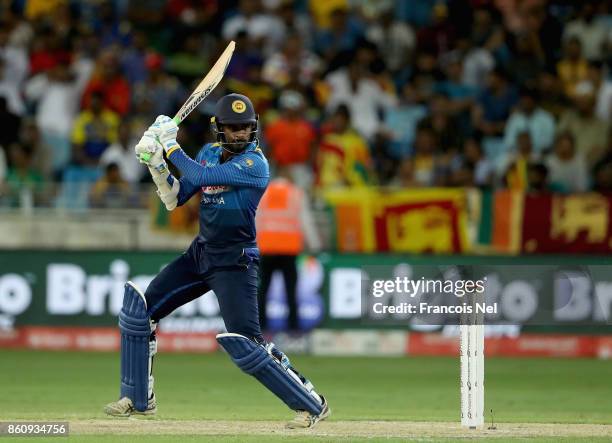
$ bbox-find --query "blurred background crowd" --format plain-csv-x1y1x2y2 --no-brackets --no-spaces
0,0,611,210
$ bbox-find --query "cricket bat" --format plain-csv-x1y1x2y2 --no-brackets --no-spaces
140,40,236,162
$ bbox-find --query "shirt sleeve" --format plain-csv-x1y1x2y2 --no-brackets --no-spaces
175,175,200,206
168,147,269,188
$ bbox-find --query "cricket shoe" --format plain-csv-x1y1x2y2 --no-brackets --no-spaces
104,394,157,417
286,396,330,429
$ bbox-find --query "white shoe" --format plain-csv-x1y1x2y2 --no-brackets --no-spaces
104,394,157,417
286,396,331,429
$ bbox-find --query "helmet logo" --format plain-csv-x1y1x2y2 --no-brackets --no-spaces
232,100,246,113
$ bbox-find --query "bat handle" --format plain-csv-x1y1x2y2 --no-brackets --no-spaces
139,116,181,162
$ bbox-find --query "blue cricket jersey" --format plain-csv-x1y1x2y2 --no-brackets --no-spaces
167,142,269,248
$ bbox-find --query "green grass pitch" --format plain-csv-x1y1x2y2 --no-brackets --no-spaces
1,349,611,441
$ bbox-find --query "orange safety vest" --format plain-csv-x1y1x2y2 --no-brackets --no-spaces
257,178,304,255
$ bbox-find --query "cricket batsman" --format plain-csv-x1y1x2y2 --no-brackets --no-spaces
103,93,330,428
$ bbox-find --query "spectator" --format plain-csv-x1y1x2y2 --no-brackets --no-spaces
325,52,397,141
416,3,455,56
262,33,321,89
592,129,612,193
228,63,275,115
450,161,475,188
435,56,477,119
100,120,145,184
557,37,589,99
126,0,165,29
93,1,131,48
411,125,445,187
369,132,397,186
225,30,265,83
472,68,518,166
388,158,419,188
382,81,428,160
463,137,494,188
89,162,133,208
132,53,185,118
420,94,463,154
525,2,563,70
264,90,317,189
507,31,546,89
473,68,519,139
459,36,495,90
563,1,608,62
0,96,21,149
166,34,209,83
71,92,119,167
256,167,321,332
545,132,588,193
527,163,550,193
411,51,442,105
221,0,284,55
308,0,350,29
4,143,44,207
467,6,510,71
3,7,33,49
1,0,612,209
0,144,5,184
503,87,556,155
535,69,567,119
314,7,364,64
365,4,415,76
81,50,130,115
587,61,612,121
0,27,28,116
25,57,93,174
29,28,71,75
593,161,612,193
316,104,372,189
470,6,498,49
558,81,610,167
165,0,219,36
19,119,52,179
121,31,150,86
500,131,539,190
269,0,313,52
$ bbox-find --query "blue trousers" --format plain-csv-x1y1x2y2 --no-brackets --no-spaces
144,238,263,342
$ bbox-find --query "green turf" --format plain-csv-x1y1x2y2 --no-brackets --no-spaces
0,349,610,428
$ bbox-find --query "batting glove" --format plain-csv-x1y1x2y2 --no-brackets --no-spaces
135,130,167,173
150,115,180,154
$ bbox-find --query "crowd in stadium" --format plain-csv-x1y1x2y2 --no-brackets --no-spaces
0,0,610,208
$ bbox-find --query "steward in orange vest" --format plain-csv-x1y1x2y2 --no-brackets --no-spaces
256,174,320,331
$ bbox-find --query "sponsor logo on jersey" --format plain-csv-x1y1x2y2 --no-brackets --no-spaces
202,195,225,205
202,185,230,195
